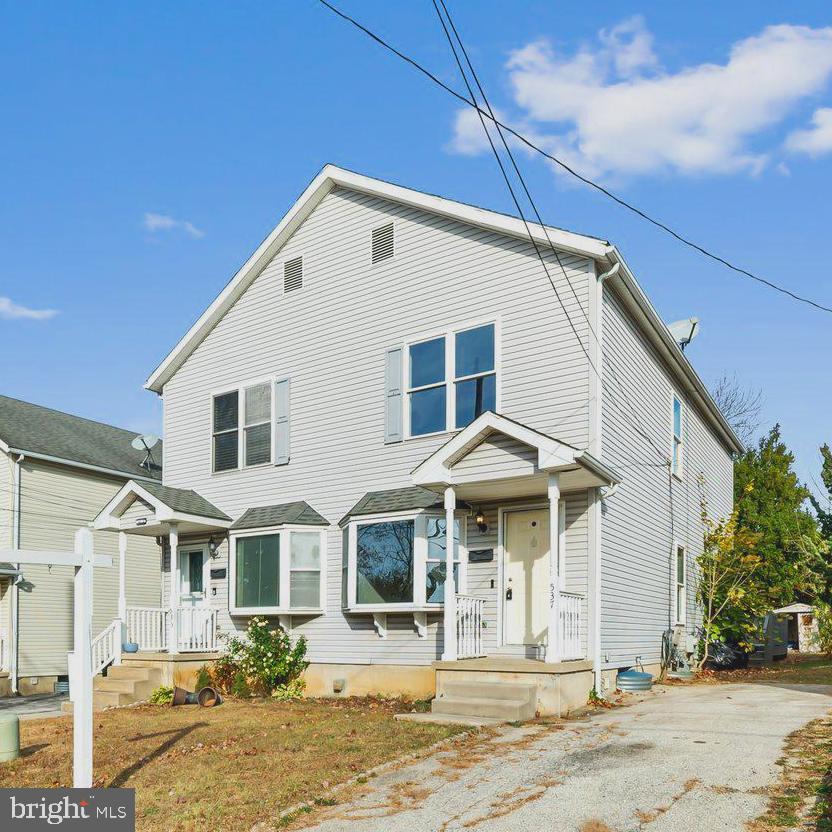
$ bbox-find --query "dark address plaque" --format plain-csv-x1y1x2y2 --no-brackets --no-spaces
468,549,494,563
210,568,227,580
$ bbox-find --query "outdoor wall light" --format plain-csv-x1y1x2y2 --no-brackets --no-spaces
475,510,488,533
208,536,220,558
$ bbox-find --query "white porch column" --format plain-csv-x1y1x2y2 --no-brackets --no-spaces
546,473,562,664
168,523,179,653
441,486,457,662
116,531,128,663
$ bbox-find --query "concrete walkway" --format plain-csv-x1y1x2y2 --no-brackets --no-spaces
297,682,832,832
0,694,68,720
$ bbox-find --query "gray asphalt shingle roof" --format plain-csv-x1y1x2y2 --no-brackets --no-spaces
231,501,329,530
139,481,230,521
340,486,470,525
0,394,162,480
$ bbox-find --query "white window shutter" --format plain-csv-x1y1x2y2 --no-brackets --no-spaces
274,377,291,465
384,347,403,443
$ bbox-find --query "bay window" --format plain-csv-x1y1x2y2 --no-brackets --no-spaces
345,512,466,609
229,527,326,614
406,323,497,437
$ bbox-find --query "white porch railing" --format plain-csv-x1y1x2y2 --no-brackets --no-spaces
456,594,486,659
176,607,218,652
126,606,218,653
126,606,169,652
559,591,583,661
91,620,121,676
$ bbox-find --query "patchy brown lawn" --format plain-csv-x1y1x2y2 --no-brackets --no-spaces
661,654,832,687
749,714,832,832
0,698,464,831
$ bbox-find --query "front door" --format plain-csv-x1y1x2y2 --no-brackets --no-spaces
179,548,208,608
504,509,550,645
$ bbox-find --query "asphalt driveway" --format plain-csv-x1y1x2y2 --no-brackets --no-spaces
297,682,832,832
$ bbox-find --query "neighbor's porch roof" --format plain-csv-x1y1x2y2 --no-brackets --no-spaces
411,412,620,502
93,480,232,536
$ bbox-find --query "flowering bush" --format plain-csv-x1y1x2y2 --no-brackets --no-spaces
208,618,308,696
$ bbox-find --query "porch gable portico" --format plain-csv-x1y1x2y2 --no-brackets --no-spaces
411,412,619,665
93,480,232,655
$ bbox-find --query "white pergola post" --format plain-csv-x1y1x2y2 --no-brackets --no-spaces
441,486,457,662
168,523,179,654
546,473,562,664
117,531,127,661
72,527,94,788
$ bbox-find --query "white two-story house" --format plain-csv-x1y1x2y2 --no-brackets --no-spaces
93,165,739,718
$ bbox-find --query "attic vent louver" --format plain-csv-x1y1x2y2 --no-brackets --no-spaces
283,256,303,293
371,222,394,264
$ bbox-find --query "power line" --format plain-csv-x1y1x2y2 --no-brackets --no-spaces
430,0,669,465
315,0,832,316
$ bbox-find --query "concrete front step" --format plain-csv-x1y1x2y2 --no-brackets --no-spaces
432,695,534,722
395,712,504,728
94,677,157,698
442,681,536,706
104,665,159,682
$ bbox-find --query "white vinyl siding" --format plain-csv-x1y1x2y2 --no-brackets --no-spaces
600,285,733,669
16,459,161,679
161,185,594,665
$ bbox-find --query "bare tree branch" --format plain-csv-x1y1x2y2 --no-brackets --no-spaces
710,373,763,446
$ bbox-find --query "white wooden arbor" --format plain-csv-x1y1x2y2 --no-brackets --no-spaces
0,527,112,788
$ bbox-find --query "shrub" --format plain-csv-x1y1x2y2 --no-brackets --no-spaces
272,678,306,701
149,685,174,705
194,664,213,691
205,618,309,697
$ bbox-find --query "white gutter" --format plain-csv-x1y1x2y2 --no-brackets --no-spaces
5,448,159,484
10,453,23,694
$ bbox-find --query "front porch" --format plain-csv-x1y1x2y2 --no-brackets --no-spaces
92,480,233,672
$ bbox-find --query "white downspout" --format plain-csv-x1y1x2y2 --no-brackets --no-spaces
10,453,24,695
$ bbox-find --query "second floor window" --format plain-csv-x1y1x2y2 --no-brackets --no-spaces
406,323,497,437
212,381,277,472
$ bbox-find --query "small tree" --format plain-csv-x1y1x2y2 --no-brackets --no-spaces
813,602,832,656
695,488,764,670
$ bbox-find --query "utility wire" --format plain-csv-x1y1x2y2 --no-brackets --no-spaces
315,0,832,316
431,0,668,464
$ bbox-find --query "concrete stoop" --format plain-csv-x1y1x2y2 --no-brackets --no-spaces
430,681,537,723
91,663,162,710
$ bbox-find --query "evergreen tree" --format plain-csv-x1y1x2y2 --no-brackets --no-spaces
733,426,826,607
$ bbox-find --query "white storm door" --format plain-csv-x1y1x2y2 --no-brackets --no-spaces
504,509,550,646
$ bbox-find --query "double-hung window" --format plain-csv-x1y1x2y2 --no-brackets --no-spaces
674,543,686,624
212,379,288,473
345,512,466,609
406,323,497,437
230,527,326,615
672,394,683,477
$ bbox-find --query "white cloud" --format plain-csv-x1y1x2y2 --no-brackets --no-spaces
143,212,205,239
0,297,59,320
786,107,832,157
449,20,832,180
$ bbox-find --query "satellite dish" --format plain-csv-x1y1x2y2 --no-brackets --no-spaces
668,317,700,351
131,434,159,451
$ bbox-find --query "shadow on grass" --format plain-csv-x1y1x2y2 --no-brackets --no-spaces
109,723,207,787
20,744,48,759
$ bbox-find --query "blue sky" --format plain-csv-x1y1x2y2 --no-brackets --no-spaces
1,1,830,490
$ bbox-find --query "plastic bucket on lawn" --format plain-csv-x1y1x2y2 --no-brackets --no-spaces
617,670,653,692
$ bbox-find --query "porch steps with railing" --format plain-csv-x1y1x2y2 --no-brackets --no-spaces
430,680,537,723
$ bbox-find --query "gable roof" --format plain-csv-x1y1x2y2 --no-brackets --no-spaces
144,165,742,456
340,486,472,526
0,394,162,481
231,501,329,530
137,481,229,521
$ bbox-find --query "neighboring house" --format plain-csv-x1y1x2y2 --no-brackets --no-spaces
93,166,741,717
0,395,163,696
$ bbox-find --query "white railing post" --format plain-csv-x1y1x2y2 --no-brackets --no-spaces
546,473,562,664
73,527,94,789
442,487,457,661
168,524,179,653
456,595,485,659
